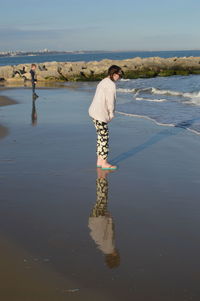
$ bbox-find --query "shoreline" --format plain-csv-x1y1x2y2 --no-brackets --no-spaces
0,95,17,107
0,94,17,139
1,56,200,84
116,111,200,137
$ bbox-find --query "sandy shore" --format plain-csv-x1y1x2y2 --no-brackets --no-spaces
0,95,17,106
1,87,200,300
0,94,17,139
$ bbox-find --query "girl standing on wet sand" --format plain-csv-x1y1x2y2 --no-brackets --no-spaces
89,65,123,170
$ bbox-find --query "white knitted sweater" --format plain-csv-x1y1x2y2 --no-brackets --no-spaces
88,77,116,123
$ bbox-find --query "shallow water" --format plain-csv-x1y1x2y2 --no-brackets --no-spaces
117,75,200,134
1,87,200,300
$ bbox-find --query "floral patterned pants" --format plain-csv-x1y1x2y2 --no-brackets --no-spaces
93,119,109,160
90,178,108,218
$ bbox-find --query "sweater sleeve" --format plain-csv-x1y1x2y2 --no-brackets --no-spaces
105,85,116,120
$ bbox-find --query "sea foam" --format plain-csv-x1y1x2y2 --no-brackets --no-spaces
117,86,200,100
135,97,167,102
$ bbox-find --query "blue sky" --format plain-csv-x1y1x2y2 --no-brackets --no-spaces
0,0,200,51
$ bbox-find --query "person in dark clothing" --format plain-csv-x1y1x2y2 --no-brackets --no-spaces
30,64,38,98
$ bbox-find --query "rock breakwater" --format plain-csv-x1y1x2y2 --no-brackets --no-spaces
1,56,200,84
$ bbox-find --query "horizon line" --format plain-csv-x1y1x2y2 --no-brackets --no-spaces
1,49,200,53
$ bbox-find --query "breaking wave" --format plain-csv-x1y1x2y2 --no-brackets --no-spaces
117,87,200,100
116,75,200,135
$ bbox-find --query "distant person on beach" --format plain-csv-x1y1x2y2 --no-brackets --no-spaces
30,64,38,98
89,65,123,170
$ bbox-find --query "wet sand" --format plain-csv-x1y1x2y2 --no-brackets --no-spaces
0,124,8,139
0,94,17,139
0,95,17,107
1,87,200,301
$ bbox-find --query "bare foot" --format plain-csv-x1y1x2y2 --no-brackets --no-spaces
96,157,117,169
101,160,117,170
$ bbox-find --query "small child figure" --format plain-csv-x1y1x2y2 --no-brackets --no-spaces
30,64,38,98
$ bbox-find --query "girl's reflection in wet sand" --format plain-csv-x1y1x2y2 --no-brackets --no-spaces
88,168,120,269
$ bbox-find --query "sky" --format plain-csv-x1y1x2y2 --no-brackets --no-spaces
0,0,200,52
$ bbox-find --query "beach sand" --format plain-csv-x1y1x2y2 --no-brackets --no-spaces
0,86,200,301
0,95,17,107
0,94,17,139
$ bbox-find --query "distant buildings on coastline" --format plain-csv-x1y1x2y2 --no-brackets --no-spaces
0,49,49,57
0,49,109,58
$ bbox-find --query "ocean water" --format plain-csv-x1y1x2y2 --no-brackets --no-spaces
116,74,200,135
2,50,200,135
1,50,200,66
